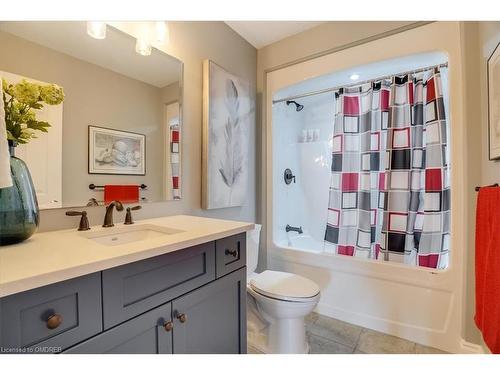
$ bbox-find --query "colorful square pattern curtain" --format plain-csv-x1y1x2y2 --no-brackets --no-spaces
324,68,450,269
170,124,181,200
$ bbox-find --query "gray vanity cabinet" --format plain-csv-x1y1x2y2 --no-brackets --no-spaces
172,267,246,354
0,233,247,354
66,267,246,354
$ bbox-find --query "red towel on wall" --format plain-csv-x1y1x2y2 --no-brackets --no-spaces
104,185,139,205
475,187,500,353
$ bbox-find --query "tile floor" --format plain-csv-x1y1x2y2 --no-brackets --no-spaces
248,312,448,354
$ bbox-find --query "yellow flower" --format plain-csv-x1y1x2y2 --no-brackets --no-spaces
3,77,64,144
39,84,64,105
21,128,36,138
2,78,14,97
12,79,40,104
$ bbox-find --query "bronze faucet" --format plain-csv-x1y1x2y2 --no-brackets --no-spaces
124,206,142,225
65,210,90,231
103,200,124,227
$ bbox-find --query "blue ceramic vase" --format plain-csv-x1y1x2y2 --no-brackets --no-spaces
0,141,39,246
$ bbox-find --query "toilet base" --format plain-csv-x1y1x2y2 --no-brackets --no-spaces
248,329,310,354
268,317,309,353
247,298,313,354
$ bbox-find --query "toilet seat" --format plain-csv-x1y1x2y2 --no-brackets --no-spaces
249,270,320,302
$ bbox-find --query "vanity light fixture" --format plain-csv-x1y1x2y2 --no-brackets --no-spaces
135,38,152,56
86,22,107,40
349,73,360,80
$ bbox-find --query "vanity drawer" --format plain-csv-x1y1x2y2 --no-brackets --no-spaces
0,273,102,352
102,241,216,329
215,232,246,278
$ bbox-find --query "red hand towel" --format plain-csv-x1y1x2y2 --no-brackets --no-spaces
104,185,139,205
475,187,500,353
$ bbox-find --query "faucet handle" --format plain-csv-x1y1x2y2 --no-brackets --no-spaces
124,205,142,225
65,210,90,231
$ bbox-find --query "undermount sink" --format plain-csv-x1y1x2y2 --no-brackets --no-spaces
81,224,183,246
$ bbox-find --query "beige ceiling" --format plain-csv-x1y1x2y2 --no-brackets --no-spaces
225,21,324,49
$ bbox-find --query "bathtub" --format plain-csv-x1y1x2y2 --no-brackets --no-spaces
278,234,323,253
269,232,476,354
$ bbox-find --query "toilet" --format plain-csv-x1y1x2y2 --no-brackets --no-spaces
246,224,320,354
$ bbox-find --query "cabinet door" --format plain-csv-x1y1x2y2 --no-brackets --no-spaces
64,303,173,354
172,267,246,354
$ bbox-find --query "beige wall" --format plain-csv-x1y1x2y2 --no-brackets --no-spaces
257,21,424,74
462,21,500,351
162,81,180,104
0,30,174,207
478,22,500,185
455,21,500,349
460,21,483,347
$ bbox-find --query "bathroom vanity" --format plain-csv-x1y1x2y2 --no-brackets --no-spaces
0,215,253,354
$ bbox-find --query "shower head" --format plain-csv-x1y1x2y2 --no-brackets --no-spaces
286,100,304,112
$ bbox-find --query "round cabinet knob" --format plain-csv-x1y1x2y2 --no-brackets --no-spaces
225,249,238,257
46,313,63,330
163,321,173,332
177,313,187,323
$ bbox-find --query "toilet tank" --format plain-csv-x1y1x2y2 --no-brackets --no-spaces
246,224,261,276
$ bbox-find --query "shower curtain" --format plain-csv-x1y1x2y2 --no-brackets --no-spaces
324,68,450,269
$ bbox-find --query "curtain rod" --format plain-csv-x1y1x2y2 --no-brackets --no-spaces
272,62,449,104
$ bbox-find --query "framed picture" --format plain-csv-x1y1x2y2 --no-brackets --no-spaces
488,41,500,160
202,60,253,209
88,125,146,175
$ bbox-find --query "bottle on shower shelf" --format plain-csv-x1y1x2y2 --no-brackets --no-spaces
313,129,320,141
307,129,314,142
300,129,308,143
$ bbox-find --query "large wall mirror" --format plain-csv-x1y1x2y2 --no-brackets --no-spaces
0,21,183,209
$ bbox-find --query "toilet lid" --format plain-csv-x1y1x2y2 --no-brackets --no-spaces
250,270,320,302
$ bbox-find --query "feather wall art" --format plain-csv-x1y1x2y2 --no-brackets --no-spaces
202,61,254,209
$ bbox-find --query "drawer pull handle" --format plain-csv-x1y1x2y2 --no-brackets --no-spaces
225,249,238,257
177,313,187,323
46,313,63,330
163,321,173,332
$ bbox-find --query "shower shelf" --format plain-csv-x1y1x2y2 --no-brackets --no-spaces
295,141,327,145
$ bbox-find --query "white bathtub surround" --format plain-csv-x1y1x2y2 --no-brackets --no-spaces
0,78,12,189
246,224,320,354
266,23,479,353
0,215,254,298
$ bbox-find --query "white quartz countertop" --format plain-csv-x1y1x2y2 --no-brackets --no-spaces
0,215,254,298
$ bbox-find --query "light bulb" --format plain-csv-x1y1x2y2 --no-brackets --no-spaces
135,38,152,56
87,22,106,40
155,21,170,44
350,73,360,80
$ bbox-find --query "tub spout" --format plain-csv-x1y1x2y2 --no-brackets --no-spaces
286,224,303,234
